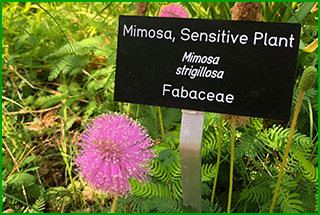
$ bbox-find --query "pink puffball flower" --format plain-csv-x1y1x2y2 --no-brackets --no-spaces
158,4,189,18
74,113,156,197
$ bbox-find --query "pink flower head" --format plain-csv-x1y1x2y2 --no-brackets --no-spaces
74,113,156,197
158,4,189,18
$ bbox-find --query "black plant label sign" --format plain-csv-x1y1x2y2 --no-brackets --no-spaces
115,15,301,121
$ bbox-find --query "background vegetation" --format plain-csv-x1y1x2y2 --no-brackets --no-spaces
2,2,318,213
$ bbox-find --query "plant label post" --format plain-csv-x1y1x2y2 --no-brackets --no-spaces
180,109,204,211
114,15,301,211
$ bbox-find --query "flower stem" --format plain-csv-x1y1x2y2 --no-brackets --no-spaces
136,104,140,118
127,103,131,116
110,197,119,213
269,90,304,213
61,75,76,209
158,107,165,139
153,107,158,140
196,2,202,18
227,123,236,213
211,117,223,202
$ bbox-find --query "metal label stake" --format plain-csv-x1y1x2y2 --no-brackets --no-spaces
180,109,204,212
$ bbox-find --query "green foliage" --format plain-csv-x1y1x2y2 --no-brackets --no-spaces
202,199,223,213
292,86,318,134
201,163,216,182
43,187,71,212
27,197,46,213
293,149,318,183
44,35,112,81
122,195,197,213
130,179,173,199
240,181,272,205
